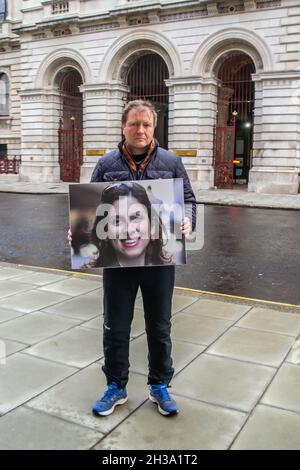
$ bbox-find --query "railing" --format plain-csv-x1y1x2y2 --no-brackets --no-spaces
0,156,21,174
52,1,69,15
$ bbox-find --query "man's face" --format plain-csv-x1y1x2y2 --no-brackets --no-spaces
122,108,155,154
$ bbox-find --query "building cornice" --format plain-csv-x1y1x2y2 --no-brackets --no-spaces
79,82,130,96
252,71,300,82
12,0,283,37
109,1,163,16
165,76,219,88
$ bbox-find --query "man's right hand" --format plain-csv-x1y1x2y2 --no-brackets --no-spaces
67,229,72,246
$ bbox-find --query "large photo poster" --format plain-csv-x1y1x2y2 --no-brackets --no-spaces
69,179,186,269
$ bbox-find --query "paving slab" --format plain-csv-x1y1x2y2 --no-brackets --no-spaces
0,353,76,414
208,327,294,367
135,293,199,314
94,397,247,450
286,341,300,364
172,313,233,345
39,278,101,296
236,307,300,337
0,267,35,281
0,407,103,450
182,298,252,321
84,286,103,296
78,316,102,331
231,405,300,450
24,326,103,368
12,272,69,286
0,289,70,313
0,306,26,324
0,338,28,358
261,363,300,413
42,292,103,320
0,311,80,345
171,354,275,412
0,280,33,299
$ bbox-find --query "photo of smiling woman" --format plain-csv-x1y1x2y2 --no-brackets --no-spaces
90,182,171,268
69,179,186,269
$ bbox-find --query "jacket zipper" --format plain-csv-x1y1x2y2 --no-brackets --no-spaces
139,147,157,180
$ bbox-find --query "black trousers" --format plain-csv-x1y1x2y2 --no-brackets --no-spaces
102,266,175,388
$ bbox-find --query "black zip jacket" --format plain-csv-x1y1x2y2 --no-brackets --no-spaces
90,141,197,230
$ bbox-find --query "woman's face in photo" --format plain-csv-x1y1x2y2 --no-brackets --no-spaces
107,196,151,265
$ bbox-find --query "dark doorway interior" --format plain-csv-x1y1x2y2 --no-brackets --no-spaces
215,54,255,187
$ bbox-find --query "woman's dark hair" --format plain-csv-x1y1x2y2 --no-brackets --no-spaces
89,182,171,267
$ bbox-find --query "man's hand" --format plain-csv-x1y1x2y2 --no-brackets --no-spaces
67,228,72,246
180,217,191,236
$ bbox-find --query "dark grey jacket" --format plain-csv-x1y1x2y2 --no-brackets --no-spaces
90,142,197,229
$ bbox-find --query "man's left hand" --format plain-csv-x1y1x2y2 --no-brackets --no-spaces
180,217,191,236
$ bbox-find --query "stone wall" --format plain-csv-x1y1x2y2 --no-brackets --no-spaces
0,0,299,192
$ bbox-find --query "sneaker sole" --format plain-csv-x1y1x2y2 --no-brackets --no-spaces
93,396,128,416
149,393,179,416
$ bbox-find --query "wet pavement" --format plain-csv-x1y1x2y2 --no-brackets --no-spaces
0,193,299,305
180,205,300,305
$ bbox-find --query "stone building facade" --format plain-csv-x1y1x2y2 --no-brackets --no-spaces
0,0,299,193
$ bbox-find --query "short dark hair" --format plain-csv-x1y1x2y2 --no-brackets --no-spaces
122,100,157,127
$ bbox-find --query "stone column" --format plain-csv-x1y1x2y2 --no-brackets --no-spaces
6,0,12,20
19,88,61,182
166,77,218,190
79,82,128,182
249,72,300,194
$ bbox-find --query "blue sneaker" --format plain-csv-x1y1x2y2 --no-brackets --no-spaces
92,383,127,416
149,384,179,416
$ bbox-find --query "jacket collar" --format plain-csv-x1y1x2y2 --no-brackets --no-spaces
118,139,158,172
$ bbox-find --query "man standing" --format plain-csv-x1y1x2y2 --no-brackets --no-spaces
89,100,196,417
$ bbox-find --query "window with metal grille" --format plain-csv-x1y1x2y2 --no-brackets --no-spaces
0,73,9,115
127,53,169,105
0,144,7,159
0,0,7,22
59,70,83,129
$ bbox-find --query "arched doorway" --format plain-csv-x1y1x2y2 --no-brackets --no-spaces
57,68,83,182
126,53,169,148
214,53,255,188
